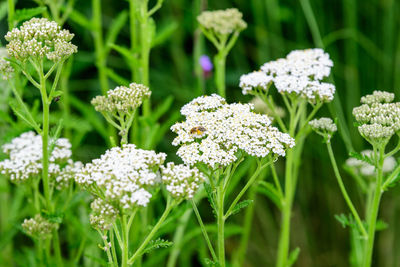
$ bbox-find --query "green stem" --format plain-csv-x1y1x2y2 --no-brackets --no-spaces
39,67,52,211
139,7,151,116
363,146,384,267
97,230,114,266
276,148,294,267
129,0,138,81
214,51,226,98
128,200,175,265
7,0,14,30
326,142,368,238
121,215,129,267
191,199,218,261
53,229,63,266
217,182,225,267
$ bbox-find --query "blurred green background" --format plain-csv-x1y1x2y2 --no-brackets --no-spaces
1,0,400,266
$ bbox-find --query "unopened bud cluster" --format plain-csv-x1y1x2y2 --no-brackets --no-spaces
309,117,337,139
0,48,13,80
197,8,247,35
171,94,295,168
22,214,58,239
5,18,77,62
161,163,205,199
0,131,81,188
90,198,119,230
91,83,151,114
353,91,400,142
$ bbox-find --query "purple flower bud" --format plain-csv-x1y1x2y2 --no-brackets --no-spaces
199,55,213,72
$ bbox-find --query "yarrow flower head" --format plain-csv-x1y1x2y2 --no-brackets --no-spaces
5,18,77,62
246,48,336,103
309,117,337,141
0,48,13,80
346,150,396,177
197,8,247,35
353,91,400,144
239,71,273,95
161,163,205,200
89,198,119,230
171,94,295,168
22,214,58,239
91,83,151,114
0,131,81,188
75,144,166,212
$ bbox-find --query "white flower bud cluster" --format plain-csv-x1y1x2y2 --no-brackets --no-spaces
171,94,295,168
197,8,247,35
250,97,286,118
75,144,166,211
239,71,273,95
0,131,80,187
353,91,400,141
91,83,151,114
5,18,77,62
309,117,337,134
239,49,335,103
22,214,58,239
89,198,119,231
361,91,394,105
0,48,13,80
346,150,396,176
161,163,205,199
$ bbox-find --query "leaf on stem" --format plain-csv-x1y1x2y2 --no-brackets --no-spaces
142,238,173,255
14,7,47,23
286,247,300,267
229,199,253,217
204,183,217,218
349,151,374,166
257,181,282,209
204,258,220,267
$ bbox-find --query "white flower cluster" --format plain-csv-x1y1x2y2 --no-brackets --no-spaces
309,117,337,134
161,163,205,199
241,49,335,103
197,8,247,35
171,94,295,167
361,91,394,105
239,71,273,95
22,214,58,239
90,198,119,230
0,131,80,188
92,83,151,114
346,150,396,177
75,144,166,211
0,48,13,80
353,91,400,142
5,18,77,62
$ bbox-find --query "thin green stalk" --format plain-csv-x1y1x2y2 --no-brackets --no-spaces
191,200,217,261
121,215,129,267
363,146,384,267
216,182,225,267
128,200,175,265
276,148,293,267
53,229,63,266
326,142,368,238
214,51,226,98
97,230,114,266
129,0,138,81
7,0,14,29
39,67,52,211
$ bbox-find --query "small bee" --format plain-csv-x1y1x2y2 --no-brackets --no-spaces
190,126,206,135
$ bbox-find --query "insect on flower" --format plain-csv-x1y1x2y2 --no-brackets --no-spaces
190,126,206,135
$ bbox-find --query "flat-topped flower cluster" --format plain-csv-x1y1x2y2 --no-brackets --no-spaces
171,94,295,167
309,117,337,140
0,131,81,188
5,18,77,62
22,214,59,239
353,91,400,142
197,8,247,35
240,48,335,103
91,83,151,114
76,144,166,212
